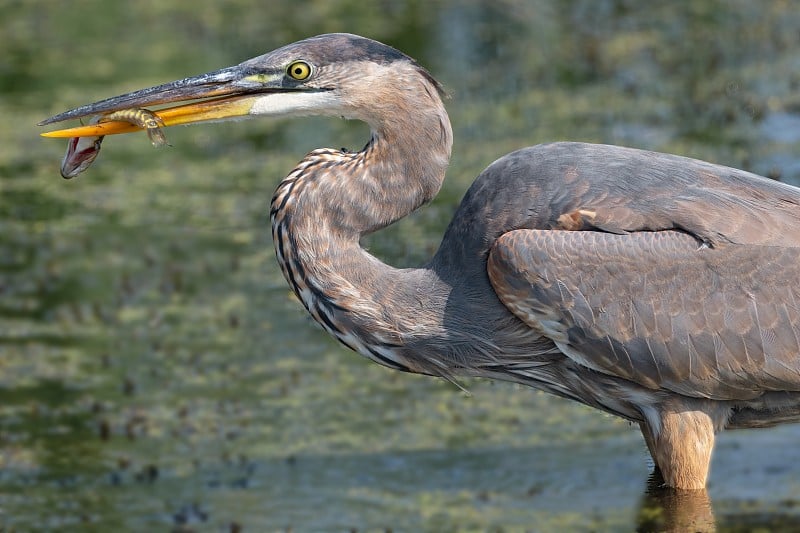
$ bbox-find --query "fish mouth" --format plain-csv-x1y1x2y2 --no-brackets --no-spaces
61,134,104,179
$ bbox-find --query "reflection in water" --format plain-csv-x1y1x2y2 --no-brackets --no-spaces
637,466,800,533
637,470,715,533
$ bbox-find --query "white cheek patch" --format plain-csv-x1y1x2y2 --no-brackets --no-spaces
249,91,343,117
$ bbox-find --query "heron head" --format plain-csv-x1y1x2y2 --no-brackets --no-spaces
39,33,445,138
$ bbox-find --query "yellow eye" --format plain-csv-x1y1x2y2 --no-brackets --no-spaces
287,61,311,80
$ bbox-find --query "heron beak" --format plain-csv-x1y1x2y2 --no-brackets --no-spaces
38,64,289,138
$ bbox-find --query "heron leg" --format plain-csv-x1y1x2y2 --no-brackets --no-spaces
639,421,662,474
639,403,716,490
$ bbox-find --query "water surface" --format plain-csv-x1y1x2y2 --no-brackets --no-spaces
3,1,800,531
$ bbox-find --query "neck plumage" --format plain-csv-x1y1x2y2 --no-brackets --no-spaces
270,82,453,373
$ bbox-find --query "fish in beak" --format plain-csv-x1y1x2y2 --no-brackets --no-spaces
41,64,278,177
39,38,344,177
60,109,174,179
39,64,282,140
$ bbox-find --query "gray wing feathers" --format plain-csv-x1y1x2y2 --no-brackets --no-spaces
488,229,800,400
501,143,800,247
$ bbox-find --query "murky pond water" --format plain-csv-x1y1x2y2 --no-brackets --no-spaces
3,1,800,531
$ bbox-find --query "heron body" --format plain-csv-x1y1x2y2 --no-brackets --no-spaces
40,33,800,490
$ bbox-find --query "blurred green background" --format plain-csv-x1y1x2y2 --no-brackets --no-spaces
2,0,800,531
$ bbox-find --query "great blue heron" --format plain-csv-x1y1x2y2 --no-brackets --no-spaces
39,33,800,490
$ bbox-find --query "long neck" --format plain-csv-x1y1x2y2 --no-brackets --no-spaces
270,85,453,373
